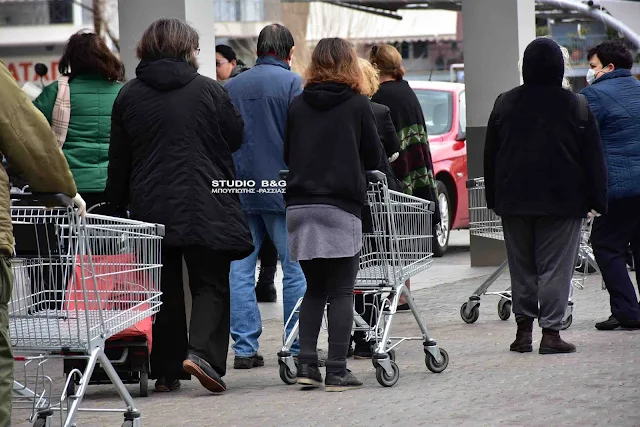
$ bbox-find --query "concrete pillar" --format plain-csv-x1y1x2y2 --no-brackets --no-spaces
118,0,217,81
462,0,535,266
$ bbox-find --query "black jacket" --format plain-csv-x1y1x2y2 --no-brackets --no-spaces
371,101,402,192
484,85,608,218
106,58,254,259
284,82,381,218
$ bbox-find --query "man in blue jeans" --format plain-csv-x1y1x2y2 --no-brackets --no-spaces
225,23,307,369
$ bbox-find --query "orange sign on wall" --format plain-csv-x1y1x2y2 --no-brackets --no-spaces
2,57,60,85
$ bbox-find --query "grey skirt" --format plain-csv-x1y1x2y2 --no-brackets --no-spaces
287,204,362,261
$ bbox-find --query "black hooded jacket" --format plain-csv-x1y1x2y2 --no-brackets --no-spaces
484,38,608,217
284,82,382,218
106,58,254,258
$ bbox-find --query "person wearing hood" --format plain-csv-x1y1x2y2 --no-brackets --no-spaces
484,38,607,354
105,18,253,394
285,37,381,391
215,44,250,81
581,41,640,331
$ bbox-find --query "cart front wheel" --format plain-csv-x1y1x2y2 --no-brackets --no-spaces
33,418,47,427
121,421,134,427
498,298,512,321
460,302,479,323
375,361,399,387
561,315,573,330
279,362,297,385
139,372,149,397
371,348,396,367
425,348,449,373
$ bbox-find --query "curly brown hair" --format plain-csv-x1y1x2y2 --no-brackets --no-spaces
59,31,124,82
369,44,405,80
305,38,363,92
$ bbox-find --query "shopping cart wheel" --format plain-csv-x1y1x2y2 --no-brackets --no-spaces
371,349,396,367
139,372,149,397
460,302,480,324
375,361,399,387
497,298,512,321
425,348,449,374
279,362,297,385
32,418,47,427
561,315,573,330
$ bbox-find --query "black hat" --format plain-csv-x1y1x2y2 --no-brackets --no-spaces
522,38,564,87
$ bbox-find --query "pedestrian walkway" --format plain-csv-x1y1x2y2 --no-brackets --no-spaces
12,248,640,426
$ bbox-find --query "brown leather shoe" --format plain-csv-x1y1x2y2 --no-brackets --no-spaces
539,329,576,354
510,316,533,353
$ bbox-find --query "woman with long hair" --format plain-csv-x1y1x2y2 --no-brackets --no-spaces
369,44,441,309
285,38,381,391
34,31,124,212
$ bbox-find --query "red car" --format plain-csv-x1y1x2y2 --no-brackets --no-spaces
408,81,468,256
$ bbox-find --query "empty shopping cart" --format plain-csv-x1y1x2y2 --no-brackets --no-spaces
460,177,599,330
277,171,449,388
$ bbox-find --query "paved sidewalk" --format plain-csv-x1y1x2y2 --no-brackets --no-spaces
11,248,640,426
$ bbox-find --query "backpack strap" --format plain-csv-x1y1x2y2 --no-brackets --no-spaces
576,93,588,131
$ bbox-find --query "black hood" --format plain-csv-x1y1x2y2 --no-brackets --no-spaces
522,38,565,87
302,82,357,111
136,58,199,91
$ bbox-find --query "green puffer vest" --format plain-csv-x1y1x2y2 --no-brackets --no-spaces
34,74,123,193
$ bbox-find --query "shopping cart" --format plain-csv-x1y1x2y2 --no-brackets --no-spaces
10,193,163,427
460,177,599,330
277,171,449,388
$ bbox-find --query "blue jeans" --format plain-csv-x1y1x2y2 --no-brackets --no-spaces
230,213,306,357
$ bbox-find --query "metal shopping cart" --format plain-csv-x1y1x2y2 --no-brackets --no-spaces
460,177,599,330
277,171,449,388
10,193,163,427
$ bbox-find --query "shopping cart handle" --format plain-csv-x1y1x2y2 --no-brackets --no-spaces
280,170,387,184
10,192,74,207
366,170,386,183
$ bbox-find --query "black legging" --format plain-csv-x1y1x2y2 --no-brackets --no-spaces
298,254,359,374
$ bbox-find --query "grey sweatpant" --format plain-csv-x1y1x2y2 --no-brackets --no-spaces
502,216,582,330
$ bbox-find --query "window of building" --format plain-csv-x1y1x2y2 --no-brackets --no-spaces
413,41,429,59
49,0,73,24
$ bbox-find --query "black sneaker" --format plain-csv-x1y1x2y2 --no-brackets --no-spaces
620,319,640,329
182,353,226,393
296,364,323,388
154,377,181,392
595,315,621,330
234,353,265,369
325,370,363,392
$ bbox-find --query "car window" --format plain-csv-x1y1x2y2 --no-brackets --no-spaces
413,89,453,136
459,91,466,135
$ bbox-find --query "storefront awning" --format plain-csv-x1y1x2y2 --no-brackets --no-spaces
306,2,458,44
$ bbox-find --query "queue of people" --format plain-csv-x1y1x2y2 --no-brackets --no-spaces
0,19,639,423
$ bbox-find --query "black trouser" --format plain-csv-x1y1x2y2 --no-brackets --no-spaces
258,235,278,269
502,216,582,330
298,254,359,373
150,245,231,380
591,196,640,322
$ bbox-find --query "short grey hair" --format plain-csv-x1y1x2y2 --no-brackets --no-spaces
136,18,199,65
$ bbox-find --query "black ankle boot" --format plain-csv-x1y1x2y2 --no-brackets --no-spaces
510,316,534,353
539,329,576,354
256,266,277,303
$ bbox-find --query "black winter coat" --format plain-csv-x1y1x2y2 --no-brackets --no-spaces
106,58,254,259
484,85,607,218
284,82,381,218
371,102,402,192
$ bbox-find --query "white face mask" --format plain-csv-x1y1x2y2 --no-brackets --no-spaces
586,68,597,85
